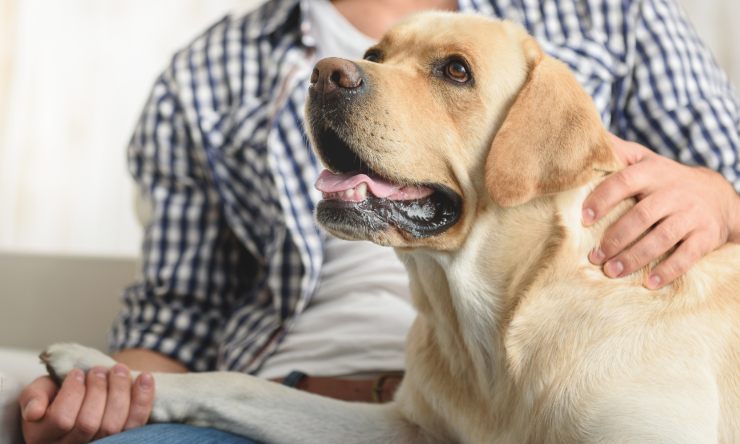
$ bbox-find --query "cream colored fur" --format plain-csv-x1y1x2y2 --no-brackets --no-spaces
42,12,739,444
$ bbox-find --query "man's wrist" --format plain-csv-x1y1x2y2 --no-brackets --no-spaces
113,348,188,373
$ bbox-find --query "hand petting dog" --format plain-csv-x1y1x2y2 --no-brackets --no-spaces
583,134,740,289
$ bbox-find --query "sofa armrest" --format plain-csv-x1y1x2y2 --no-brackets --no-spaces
0,349,46,444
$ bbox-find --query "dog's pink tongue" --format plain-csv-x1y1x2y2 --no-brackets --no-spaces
315,169,433,201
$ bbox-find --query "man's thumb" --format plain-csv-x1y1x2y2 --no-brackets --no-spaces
608,133,650,166
21,398,46,421
19,377,56,422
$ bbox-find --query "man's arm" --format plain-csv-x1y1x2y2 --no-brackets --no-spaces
113,348,188,373
110,59,259,372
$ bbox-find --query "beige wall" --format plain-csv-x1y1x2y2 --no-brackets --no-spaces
0,253,137,351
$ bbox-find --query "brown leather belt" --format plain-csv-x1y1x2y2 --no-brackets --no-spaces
274,371,404,403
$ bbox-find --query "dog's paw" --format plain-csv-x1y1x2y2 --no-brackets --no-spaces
40,343,117,383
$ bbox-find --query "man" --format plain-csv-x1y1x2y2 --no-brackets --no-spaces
19,0,740,442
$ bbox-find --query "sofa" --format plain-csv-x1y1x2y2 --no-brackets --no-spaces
0,252,136,444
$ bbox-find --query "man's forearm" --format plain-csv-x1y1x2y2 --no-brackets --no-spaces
112,348,188,373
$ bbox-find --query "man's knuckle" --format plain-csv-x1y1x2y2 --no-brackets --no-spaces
99,422,120,437
655,225,679,246
708,219,724,237
685,201,703,217
654,229,671,246
678,212,692,227
124,414,145,431
50,413,75,433
623,250,643,269
21,377,52,399
136,396,154,412
133,394,154,414
702,225,718,244
612,249,635,271
108,380,129,397
712,217,729,240
665,258,688,278
614,170,633,190
75,417,99,437
633,204,653,225
88,370,108,387
652,155,669,167
687,243,706,262
602,233,622,253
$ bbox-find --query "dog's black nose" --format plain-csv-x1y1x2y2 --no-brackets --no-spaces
310,57,363,95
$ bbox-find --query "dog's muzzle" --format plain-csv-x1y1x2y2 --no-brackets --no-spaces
306,57,462,241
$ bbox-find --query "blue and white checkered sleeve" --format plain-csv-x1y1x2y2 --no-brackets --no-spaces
109,69,257,372
622,0,740,191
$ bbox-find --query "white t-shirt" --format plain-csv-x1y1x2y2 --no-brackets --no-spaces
307,0,376,60
256,1,416,379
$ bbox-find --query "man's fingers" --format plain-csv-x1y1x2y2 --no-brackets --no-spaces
601,215,689,278
64,367,109,442
95,364,133,439
587,137,733,284
19,376,58,422
44,368,86,437
590,194,672,264
647,235,709,289
123,373,155,430
583,160,654,226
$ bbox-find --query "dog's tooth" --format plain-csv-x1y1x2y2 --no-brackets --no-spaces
345,189,354,198
357,183,367,199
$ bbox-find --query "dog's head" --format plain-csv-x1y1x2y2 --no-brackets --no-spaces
306,12,618,250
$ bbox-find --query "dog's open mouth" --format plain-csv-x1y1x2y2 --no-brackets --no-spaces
313,127,461,239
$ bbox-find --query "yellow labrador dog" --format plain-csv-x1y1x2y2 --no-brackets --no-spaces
42,12,740,443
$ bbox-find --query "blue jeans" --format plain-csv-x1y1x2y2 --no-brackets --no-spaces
94,424,259,444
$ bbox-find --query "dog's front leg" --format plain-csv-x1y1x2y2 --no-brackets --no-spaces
41,343,428,444
152,371,427,444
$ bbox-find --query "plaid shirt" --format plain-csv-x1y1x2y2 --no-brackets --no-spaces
110,0,740,373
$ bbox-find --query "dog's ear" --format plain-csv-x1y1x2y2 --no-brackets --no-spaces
485,39,618,207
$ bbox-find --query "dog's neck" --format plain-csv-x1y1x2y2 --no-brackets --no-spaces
396,179,631,397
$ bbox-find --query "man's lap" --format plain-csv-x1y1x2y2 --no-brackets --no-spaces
95,424,258,444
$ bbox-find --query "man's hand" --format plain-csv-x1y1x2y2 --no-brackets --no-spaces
582,134,740,289
19,365,154,444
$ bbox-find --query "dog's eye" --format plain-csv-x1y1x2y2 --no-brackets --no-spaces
363,50,382,63
444,61,470,83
